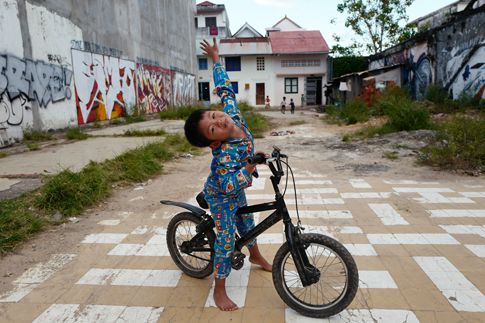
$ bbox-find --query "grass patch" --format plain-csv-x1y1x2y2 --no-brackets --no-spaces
159,105,202,120
383,151,399,160
125,114,146,123
0,152,7,158
289,120,306,126
66,128,89,140
23,128,53,141
238,102,270,138
110,118,125,125
26,142,40,151
419,115,485,173
325,98,370,125
0,196,47,255
123,128,167,137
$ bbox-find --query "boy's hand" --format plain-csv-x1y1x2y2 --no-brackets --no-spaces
200,38,219,63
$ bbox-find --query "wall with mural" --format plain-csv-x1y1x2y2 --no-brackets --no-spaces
435,10,485,99
72,49,136,124
367,7,484,100
136,64,172,114
0,0,197,144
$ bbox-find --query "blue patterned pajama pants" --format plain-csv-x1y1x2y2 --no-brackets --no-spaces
206,190,256,279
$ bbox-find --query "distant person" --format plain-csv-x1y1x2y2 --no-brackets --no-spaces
290,98,295,114
265,95,271,110
324,86,332,105
300,93,305,107
280,96,286,114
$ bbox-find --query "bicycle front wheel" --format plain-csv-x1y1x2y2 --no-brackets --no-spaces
272,233,359,318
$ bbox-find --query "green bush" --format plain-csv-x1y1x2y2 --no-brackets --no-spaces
373,86,411,116
420,116,485,172
326,98,369,125
238,102,270,138
425,85,448,105
386,99,431,131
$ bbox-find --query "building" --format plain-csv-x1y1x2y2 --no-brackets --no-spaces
195,2,329,107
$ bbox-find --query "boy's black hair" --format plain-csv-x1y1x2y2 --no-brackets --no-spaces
184,109,212,147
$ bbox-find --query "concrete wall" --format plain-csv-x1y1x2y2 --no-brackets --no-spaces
0,0,197,143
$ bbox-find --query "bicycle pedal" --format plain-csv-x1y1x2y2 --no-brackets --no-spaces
231,251,246,270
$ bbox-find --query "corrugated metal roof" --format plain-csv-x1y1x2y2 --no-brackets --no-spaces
269,31,329,54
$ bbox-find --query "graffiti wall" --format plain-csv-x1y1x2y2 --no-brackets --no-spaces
369,42,433,100
0,55,73,140
436,10,485,99
172,72,196,106
72,49,136,124
136,64,172,113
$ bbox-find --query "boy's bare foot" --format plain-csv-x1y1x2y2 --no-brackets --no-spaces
214,279,238,311
249,255,272,272
248,244,272,272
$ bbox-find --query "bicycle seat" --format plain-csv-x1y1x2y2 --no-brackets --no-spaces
196,191,209,209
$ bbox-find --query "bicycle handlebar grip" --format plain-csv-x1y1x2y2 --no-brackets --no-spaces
248,153,266,164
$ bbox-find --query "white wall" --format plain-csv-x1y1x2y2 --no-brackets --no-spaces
26,2,83,130
0,0,24,57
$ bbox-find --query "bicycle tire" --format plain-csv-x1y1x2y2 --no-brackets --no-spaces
166,212,215,278
272,233,359,318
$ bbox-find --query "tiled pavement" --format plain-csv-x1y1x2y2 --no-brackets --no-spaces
1,169,485,322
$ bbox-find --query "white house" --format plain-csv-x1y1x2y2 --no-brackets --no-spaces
195,2,329,107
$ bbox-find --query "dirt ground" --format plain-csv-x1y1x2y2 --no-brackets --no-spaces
0,108,478,294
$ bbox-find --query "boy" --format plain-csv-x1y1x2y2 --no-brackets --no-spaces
184,38,271,311
290,98,295,114
280,96,287,114
265,95,270,110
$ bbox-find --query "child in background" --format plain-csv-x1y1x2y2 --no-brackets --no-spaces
290,98,295,114
265,95,270,110
280,96,287,114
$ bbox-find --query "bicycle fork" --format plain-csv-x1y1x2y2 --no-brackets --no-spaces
284,221,321,287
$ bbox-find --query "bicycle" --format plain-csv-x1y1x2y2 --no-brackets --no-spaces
160,146,359,318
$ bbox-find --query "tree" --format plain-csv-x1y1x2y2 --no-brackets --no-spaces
336,0,414,55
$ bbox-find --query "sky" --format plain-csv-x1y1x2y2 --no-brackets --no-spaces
212,0,459,49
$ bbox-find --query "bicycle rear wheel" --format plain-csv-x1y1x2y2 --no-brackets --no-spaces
166,212,215,278
272,233,359,318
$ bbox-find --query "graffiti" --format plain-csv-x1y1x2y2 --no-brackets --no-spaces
136,57,160,67
412,55,433,100
71,49,136,124
71,40,122,58
0,54,72,108
136,64,172,114
451,46,485,99
0,92,32,126
172,72,195,106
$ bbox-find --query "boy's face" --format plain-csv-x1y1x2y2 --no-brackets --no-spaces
198,110,238,144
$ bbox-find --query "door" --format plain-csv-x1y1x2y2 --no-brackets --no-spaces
256,83,265,105
306,77,322,105
198,82,210,102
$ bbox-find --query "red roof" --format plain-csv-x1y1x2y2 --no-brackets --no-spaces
269,31,329,54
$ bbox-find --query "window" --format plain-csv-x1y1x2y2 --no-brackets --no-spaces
198,58,208,70
256,57,265,70
225,56,241,71
205,17,216,27
231,82,239,93
281,59,321,67
194,17,198,28
285,78,298,93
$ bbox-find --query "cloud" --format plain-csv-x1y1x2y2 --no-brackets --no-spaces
253,0,296,8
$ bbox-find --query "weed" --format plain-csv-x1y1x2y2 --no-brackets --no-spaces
66,128,89,140
425,85,448,105
123,128,167,137
238,103,270,138
325,98,369,125
110,118,126,125
420,115,485,173
159,105,202,120
23,128,53,141
0,152,6,158
289,120,306,126
93,121,102,129
383,151,399,160
26,142,40,151
0,196,46,254
125,114,146,124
